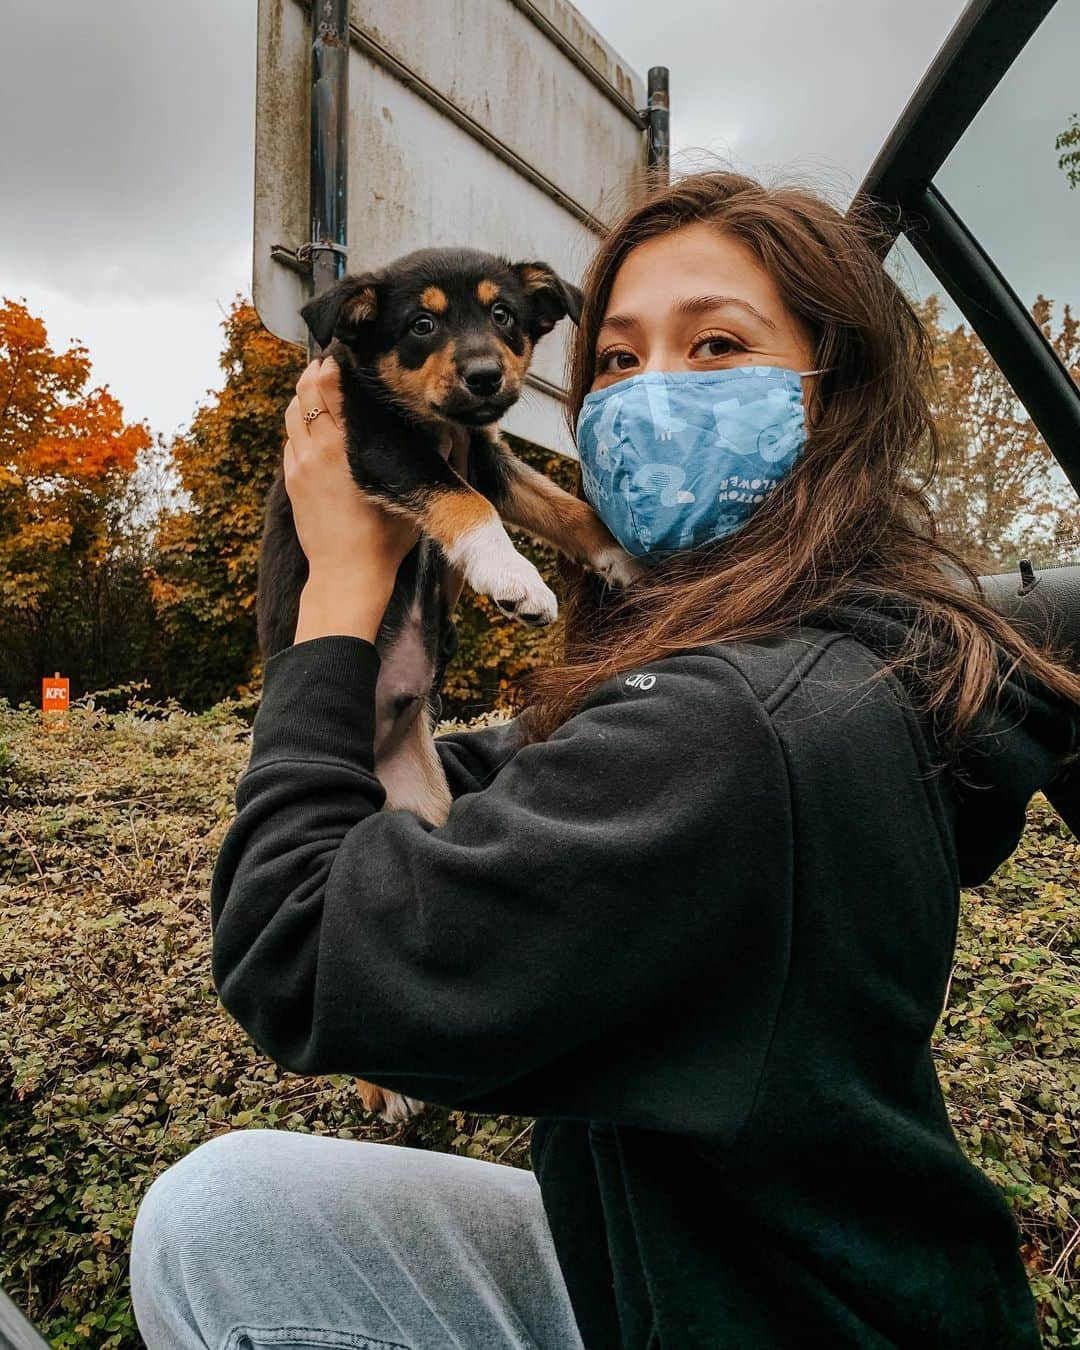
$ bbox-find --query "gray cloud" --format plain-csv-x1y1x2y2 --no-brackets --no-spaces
577,0,967,194
0,0,255,302
1,0,1075,443
578,0,1079,318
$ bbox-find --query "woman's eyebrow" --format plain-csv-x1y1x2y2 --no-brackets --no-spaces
673,294,777,331
596,312,640,335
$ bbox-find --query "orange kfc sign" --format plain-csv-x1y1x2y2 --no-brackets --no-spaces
42,672,70,730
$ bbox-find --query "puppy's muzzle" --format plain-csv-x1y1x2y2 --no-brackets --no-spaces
441,357,514,425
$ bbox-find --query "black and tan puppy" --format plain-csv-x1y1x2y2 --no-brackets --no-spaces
257,248,638,797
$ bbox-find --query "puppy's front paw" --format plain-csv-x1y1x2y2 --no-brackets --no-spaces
379,1091,427,1124
488,561,559,626
357,1079,427,1123
446,519,559,625
590,544,647,587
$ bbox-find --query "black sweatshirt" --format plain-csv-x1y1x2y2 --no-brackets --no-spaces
209,601,1080,1349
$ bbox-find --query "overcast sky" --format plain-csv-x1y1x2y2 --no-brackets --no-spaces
1,0,1076,444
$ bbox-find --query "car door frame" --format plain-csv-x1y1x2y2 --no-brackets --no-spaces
854,0,1080,495
851,0,1080,833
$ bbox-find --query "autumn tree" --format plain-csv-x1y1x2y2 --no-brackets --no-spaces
915,294,1080,573
0,298,152,702
1056,113,1080,189
146,299,305,706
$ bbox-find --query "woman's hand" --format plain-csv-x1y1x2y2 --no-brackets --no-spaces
285,357,421,577
284,357,421,645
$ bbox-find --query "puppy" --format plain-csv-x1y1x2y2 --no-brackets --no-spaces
256,247,640,1122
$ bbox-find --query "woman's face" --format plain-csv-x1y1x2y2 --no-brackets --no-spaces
590,222,818,410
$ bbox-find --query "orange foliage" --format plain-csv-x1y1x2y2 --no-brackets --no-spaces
0,297,150,613
916,294,1080,571
1,300,147,483
145,299,306,705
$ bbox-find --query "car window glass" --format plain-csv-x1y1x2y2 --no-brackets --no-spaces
933,0,1080,401
887,234,1080,571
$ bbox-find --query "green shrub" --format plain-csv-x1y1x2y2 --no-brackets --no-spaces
1,698,1077,1346
932,802,1080,1342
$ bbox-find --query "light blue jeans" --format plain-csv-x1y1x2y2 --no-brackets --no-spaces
129,1128,585,1350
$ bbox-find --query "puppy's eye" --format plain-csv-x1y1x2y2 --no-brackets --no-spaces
410,314,436,336
491,302,513,327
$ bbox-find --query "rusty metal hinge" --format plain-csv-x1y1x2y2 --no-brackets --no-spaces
270,240,349,277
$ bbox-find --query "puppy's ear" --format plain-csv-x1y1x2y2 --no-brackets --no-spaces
300,274,381,350
512,261,583,338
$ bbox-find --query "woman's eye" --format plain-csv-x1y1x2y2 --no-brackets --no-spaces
491,302,513,327
598,349,638,373
692,335,739,359
410,314,436,336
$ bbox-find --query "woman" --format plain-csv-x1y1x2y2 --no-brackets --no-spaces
130,172,1080,1349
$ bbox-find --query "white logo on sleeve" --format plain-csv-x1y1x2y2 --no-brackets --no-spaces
624,672,657,690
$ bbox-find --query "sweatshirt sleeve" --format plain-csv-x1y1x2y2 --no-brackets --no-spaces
210,634,792,1117
434,715,525,798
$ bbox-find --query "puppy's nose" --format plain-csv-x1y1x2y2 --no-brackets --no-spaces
461,359,503,397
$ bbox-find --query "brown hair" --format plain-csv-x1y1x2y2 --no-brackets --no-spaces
509,170,1080,755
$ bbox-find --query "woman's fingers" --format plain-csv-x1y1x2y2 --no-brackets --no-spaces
295,357,323,407
316,355,346,425
294,355,343,423
283,395,317,460
281,436,312,493
286,359,349,495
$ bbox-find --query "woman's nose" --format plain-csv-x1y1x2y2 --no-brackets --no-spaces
638,340,688,372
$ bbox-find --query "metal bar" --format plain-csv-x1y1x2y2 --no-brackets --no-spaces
0,1288,52,1350
344,16,607,234
646,66,669,184
905,184,1080,494
856,0,1056,247
524,370,568,401
309,0,350,358
270,243,313,277
506,0,645,127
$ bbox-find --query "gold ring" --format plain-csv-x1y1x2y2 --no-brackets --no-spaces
302,407,325,425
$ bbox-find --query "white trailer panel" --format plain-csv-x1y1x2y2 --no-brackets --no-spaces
254,0,649,456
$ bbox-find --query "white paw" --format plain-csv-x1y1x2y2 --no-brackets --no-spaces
449,521,559,625
378,1092,427,1123
591,545,647,587
485,561,559,626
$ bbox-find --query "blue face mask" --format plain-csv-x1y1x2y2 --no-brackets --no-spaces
575,365,827,562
